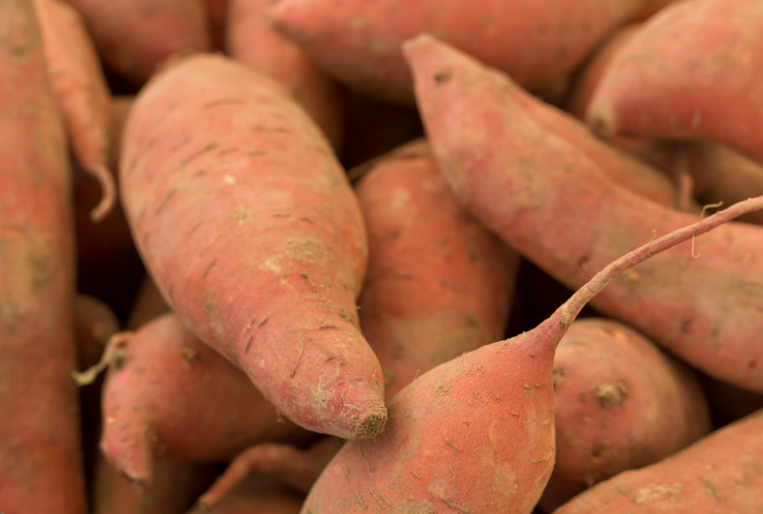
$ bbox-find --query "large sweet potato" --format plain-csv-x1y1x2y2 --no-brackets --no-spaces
0,0,86,511
120,53,386,439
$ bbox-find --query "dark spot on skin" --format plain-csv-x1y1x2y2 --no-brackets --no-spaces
577,254,590,269
180,345,198,362
433,69,452,83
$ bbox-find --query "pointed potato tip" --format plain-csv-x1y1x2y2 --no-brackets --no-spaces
354,406,388,439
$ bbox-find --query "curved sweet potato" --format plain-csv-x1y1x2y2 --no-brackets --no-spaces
34,0,115,221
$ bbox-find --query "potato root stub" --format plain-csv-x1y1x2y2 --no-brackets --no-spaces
268,0,652,104
541,318,711,511
120,54,386,440
99,314,311,481
33,0,115,221
0,0,86,512
301,179,763,513
403,35,763,394
355,138,519,400
552,408,763,513
188,474,304,514
199,436,344,509
227,0,345,150
587,0,763,165
62,0,211,84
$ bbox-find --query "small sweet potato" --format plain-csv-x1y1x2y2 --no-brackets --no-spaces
34,0,115,221
99,314,311,481
552,409,763,513
354,138,518,400
541,317,711,510
587,0,763,165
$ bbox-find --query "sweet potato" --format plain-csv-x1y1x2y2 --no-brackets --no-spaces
540,318,711,510
268,0,654,103
119,53,386,439
552,409,763,513
33,0,115,221
227,0,345,149
0,0,86,512
586,0,763,165
99,313,310,481
199,436,343,509
62,0,212,84
93,455,218,514
404,35,763,394
299,177,763,513
354,138,518,400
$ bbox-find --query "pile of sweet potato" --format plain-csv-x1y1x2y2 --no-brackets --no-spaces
2,0,763,512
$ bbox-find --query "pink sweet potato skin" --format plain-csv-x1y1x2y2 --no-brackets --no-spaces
587,0,763,164
355,139,518,399
100,314,309,481
227,0,344,149
62,0,211,83
552,409,763,513
541,318,711,510
269,0,652,103
505,72,680,209
120,53,386,440
0,1,86,512
404,36,763,394
34,0,115,221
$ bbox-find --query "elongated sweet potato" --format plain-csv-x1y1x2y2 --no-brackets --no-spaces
541,317,711,510
268,0,654,103
587,0,763,165
299,177,763,513
0,1,86,512
34,0,115,221
62,0,211,83
404,35,763,394
354,138,518,399
99,313,310,481
120,53,386,440
227,0,344,149
552,409,763,513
